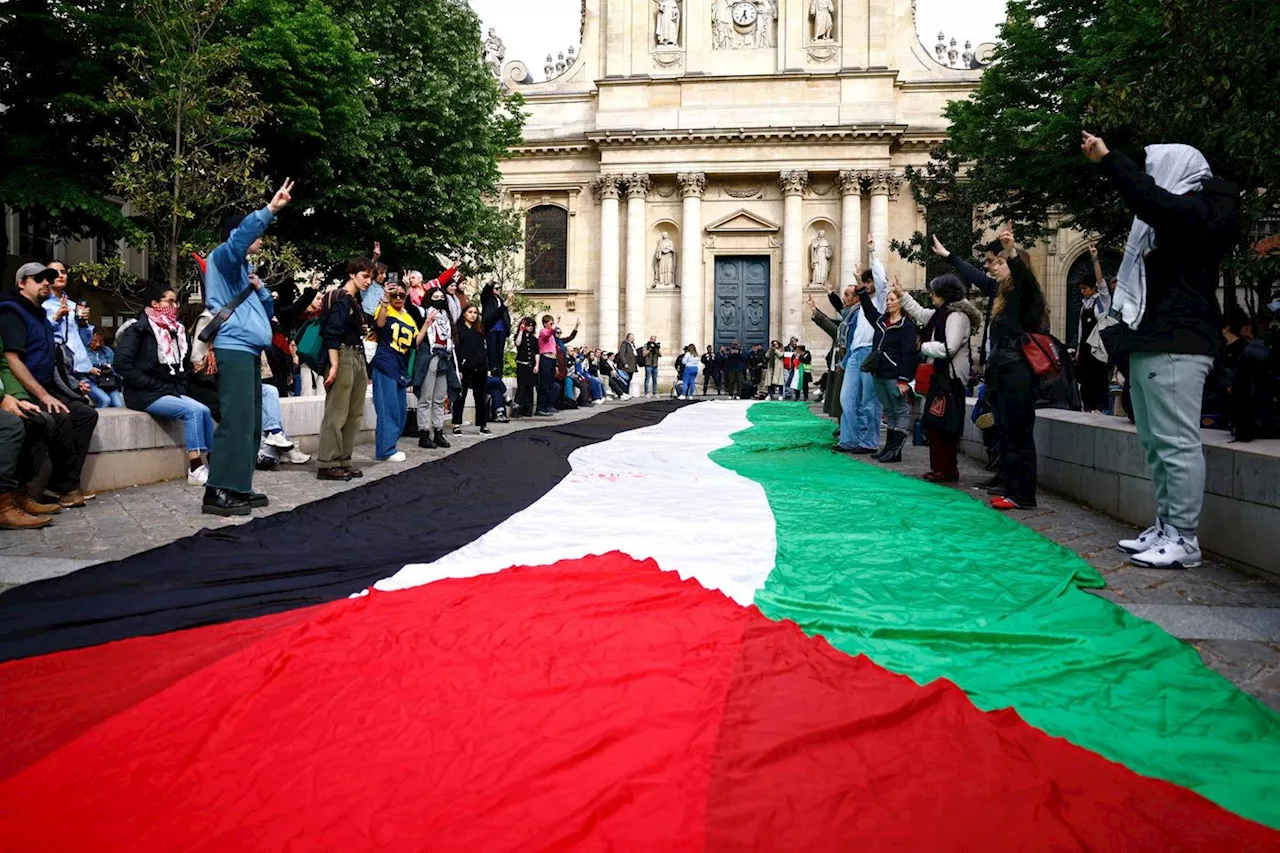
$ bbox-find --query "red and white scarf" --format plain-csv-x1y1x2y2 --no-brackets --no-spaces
145,305,188,372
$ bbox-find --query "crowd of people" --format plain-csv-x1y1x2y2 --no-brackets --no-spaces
2,134,1275,567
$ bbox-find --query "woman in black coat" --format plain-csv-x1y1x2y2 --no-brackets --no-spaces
115,282,214,486
480,283,512,376
451,303,491,435
857,285,919,463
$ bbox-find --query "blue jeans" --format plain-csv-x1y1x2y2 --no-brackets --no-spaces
85,379,124,409
146,394,214,453
838,347,881,449
261,383,285,433
644,365,659,395
681,365,698,396
372,370,407,459
486,376,507,415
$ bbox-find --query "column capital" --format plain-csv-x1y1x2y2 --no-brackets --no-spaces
836,170,864,197
866,170,903,198
779,170,809,197
591,174,622,201
677,172,707,199
624,173,652,199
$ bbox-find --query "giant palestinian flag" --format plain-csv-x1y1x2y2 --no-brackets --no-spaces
1,401,1279,850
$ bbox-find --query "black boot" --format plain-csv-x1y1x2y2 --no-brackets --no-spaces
977,473,1004,489
881,429,907,464
433,429,451,449
235,490,270,508
418,433,435,449
202,486,251,517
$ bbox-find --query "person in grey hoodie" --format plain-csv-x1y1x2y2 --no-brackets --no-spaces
201,179,294,517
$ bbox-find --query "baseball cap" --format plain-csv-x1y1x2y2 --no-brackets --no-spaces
15,262,54,287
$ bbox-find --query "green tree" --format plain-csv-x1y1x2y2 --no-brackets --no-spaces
0,0,144,257
98,0,270,290
900,0,1280,312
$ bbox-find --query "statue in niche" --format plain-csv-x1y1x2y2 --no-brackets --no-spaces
712,0,732,50
755,0,777,48
810,0,836,42
655,0,681,47
810,230,832,286
654,232,677,288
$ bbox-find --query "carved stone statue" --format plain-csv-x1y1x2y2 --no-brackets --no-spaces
655,0,681,47
712,0,732,50
654,232,677,288
810,231,832,287
810,0,835,42
961,40,975,69
948,37,959,68
483,29,505,79
935,32,947,62
755,0,777,48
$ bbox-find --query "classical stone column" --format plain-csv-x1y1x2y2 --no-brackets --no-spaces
591,175,623,348
623,173,652,341
779,170,809,343
677,172,706,348
867,170,901,260
837,170,864,290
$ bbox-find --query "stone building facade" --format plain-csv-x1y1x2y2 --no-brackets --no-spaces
498,0,1091,358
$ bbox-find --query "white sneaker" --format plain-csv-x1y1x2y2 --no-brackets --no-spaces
621,394,631,400
263,431,294,450
284,448,311,465
1130,526,1202,569
187,464,209,486
1118,520,1164,554
383,451,407,463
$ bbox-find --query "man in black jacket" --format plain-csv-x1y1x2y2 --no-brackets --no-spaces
316,257,373,481
1084,131,1240,569
701,346,723,395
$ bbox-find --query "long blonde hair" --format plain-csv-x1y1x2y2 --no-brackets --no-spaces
990,248,1033,318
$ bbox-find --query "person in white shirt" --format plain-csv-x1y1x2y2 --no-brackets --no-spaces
1074,245,1113,412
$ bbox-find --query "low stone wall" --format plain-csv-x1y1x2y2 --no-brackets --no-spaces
961,402,1279,577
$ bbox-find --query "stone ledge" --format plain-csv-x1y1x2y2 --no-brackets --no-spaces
961,402,1279,578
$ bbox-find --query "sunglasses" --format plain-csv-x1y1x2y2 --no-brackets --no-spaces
26,270,58,284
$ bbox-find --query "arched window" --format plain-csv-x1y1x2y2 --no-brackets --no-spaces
525,205,568,290
1064,248,1121,345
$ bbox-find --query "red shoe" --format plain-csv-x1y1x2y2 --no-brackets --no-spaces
990,496,1034,510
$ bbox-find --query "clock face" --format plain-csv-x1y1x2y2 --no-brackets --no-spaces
732,1,758,27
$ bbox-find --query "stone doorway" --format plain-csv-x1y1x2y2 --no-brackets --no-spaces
713,256,770,350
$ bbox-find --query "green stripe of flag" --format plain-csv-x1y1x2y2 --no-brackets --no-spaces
712,402,1280,829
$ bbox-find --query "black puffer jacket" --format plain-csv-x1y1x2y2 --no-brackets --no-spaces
1102,150,1240,357
114,316,192,411
858,291,919,382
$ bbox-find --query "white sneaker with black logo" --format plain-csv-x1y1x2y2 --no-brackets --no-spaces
1118,520,1164,554
1130,526,1202,570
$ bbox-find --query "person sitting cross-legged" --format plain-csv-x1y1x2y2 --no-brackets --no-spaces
115,282,215,487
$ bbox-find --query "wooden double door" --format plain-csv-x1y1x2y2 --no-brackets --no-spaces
712,256,770,349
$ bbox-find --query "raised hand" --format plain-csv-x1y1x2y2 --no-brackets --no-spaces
931,234,950,258
268,178,295,214
866,235,876,252
805,294,816,310
1081,131,1109,163
372,241,382,260
1089,245,1099,258
998,226,1015,250
891,275,903,296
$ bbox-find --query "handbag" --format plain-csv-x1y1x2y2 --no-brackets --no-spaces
1021,332,1062,381
859,350,882,374
921,338,965,436
914,363,933,398
293,318,326,373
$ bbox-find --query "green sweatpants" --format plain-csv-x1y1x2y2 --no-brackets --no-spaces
318,346,367,470
208,348,263,494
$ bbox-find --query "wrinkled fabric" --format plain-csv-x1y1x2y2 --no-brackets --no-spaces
713,402,1280,830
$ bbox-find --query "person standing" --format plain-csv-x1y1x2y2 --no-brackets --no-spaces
451,304,491,435
370,279,422,463
317,258,373,481
535,314,560,415
678,344,699,399
835,236,888,453
854,284,918,463
700,346,722,395
413,288,455,447
480,282,512,377
513,316,538,417
896,274,981,481
723,341,746,398
643,337,661,397
42,261,99,403
1084,131,1241,568
618,333,639,396
203,179,293,515
1074,245,1113,412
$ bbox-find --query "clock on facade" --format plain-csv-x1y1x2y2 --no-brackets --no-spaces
731,1,758,28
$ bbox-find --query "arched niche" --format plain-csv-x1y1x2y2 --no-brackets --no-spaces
804,217,838,289
650,219,680,289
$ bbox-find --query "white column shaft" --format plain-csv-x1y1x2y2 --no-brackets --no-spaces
840,191,862,290
869,192,890,259
625,194,647,340
782,192,804,343
597,195,621,348
679,194,702,348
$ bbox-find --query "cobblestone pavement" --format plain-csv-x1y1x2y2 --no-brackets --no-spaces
1,397,1276,711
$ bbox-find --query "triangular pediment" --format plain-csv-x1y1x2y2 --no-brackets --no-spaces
704,209,780,234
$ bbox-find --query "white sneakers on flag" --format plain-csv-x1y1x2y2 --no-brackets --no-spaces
1120,520,1202,569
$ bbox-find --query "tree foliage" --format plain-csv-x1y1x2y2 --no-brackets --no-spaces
98,0,270,289
900,0,1280,311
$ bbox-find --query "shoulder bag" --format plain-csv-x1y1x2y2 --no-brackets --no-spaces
1021,332,1062,382
198,281,259,344
922,336,965,436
